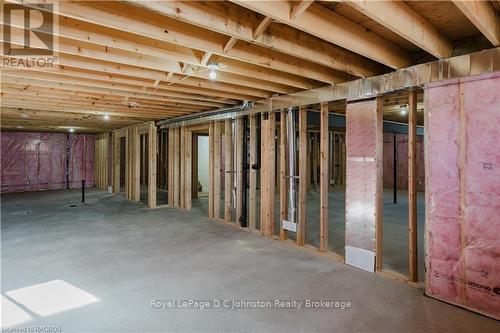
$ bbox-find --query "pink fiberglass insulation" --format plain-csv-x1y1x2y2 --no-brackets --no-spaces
68,134,95,189
1,132,95,193
425,72,500,320
345,99,382,258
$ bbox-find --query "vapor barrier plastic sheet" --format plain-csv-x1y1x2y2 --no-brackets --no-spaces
345,99,381,272
1,132,95,193
425,72,500,320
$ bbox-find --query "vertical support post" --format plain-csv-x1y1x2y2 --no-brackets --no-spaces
168,129,174,205
81,179,85,203
208,122,215,218
268,111,276,235
184,129,192,210
280,110,288,240
393,132,398,204
192,134,198,199
213,122,221,219
249,115,257,230
260,112,276,236
180,127,185,208
113,132,120,193
133,128,140,202
408,90,418,281
320,102,329,252
173,127,180,207
224,119,233,222
142,135,146,186
312,134,319,190
148,121,157,208
125,130,130,198
236,117,244,225
298,106,307,246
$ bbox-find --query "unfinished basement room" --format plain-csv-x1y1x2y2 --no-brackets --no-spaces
1,1,500,332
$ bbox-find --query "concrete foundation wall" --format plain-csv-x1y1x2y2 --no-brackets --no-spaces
425,73,500,320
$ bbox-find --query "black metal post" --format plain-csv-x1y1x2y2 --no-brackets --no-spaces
393,132,397,204
82,179,85,203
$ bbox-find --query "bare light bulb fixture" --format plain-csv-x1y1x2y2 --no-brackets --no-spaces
103,113,110,120
400,104,408,116
69,128,75,133
207,61,219,80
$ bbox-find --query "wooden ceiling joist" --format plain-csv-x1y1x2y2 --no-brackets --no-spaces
1,0,494,132
233,0,411,69
452,0,500,46
345,0,453,58
31,1,345,84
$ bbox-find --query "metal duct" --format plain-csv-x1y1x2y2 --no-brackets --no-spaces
156,47,499,126
156,101,253,128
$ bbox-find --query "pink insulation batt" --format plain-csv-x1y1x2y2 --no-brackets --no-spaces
345,99,382,253
425,73,500,319
1,132,95,193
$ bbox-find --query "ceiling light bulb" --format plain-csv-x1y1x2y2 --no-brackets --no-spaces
400,109,408,116
69,128,75,133
209,70,217,80
103,113,110,120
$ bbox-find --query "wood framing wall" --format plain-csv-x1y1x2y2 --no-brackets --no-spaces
108,121,157,208
95,133,109,191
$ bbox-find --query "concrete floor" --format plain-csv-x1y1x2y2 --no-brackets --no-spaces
215,187,423,279
2,189,498,332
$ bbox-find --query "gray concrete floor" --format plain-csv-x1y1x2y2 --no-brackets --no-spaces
2,189,498,332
